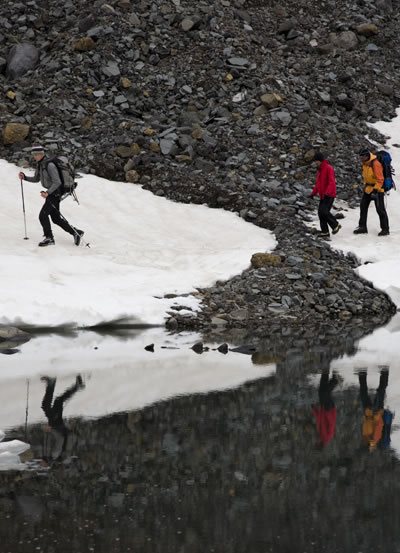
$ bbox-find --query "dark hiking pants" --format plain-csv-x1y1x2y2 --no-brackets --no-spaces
39,194,75,239
358,192,389,231
318,371,338,410
318,196,338,233
358,370,389,410
41,379,80,428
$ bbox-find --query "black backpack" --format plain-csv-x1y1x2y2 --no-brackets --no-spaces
45,156,79,202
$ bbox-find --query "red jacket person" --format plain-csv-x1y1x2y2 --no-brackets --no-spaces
310,152,341,237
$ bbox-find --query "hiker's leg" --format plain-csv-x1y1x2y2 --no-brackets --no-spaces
39,199,54,238
318,199,330,233
48,196,75,236
41,378,56,418
318,371,335,409
322,196,338,230
52,380,81,415
358,193,371,229
358,372,372,409
375,193,389,231
374,369,389,409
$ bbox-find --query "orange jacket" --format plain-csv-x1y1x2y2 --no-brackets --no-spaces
362,153,384,194
362,408,384,449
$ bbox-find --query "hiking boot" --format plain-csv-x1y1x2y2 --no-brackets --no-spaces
353,227,368,234
75,374,85,389
378,229,390,236
332,223,341,235
73,229,84,246
318,231,330,237
38,237,55,247
40,376,56,385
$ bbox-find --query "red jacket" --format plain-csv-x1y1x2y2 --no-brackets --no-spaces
312,406,337,446
311,160,337,199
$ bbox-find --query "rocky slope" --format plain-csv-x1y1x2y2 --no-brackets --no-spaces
0,0,398,333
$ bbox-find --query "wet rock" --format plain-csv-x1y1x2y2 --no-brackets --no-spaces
217,343,229,354
191,342,204,354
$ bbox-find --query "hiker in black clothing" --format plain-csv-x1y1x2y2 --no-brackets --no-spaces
41,375,85,463
18,145,84,247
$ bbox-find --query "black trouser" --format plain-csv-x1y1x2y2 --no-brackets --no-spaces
39,194,75,239
318,370,338,410
41,379,80,428
358,370,388,410
358,192,389,231
318,196,338,233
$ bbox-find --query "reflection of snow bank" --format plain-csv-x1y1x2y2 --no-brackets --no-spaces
0,430,30,471
330,314,400,456
0,329,276,428
0,158,275,328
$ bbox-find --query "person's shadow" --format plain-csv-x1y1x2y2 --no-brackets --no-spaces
358,366,393,451
40,375,85,465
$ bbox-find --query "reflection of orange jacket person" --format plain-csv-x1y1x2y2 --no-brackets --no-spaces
358,369,388,450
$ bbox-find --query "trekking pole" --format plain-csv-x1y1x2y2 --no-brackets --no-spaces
19,178,29,240
24,379,30,441
49,201,90,248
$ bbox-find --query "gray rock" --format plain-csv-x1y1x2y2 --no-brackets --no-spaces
102,61,120,77
6,42,39,79
160,138,178,155
228,57,249,67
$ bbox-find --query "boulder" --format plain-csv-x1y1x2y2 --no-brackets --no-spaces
73,37,96,51
251,253,282,268
2,123,30,145
6,43,39,80
355,23,378,37
126,170,140,183
330,31,358,50
260,93,283,109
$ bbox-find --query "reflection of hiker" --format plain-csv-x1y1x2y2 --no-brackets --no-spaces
41,375,84,463
312,370,338,447
18,145,84,247
358,368,391,451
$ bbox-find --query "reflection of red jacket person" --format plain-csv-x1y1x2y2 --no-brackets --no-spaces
312,405,337,446
311,160,337,199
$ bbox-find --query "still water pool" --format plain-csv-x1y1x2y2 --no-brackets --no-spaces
0,322,399,553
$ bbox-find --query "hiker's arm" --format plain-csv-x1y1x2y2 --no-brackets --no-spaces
46,162,63,195
22,167,40,183
373,160,384,190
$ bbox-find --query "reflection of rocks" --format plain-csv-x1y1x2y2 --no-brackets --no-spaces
0,327,30,353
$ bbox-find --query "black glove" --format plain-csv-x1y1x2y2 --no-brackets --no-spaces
370,191,378,201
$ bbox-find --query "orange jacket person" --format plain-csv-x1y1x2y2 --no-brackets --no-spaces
353,148,389,236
